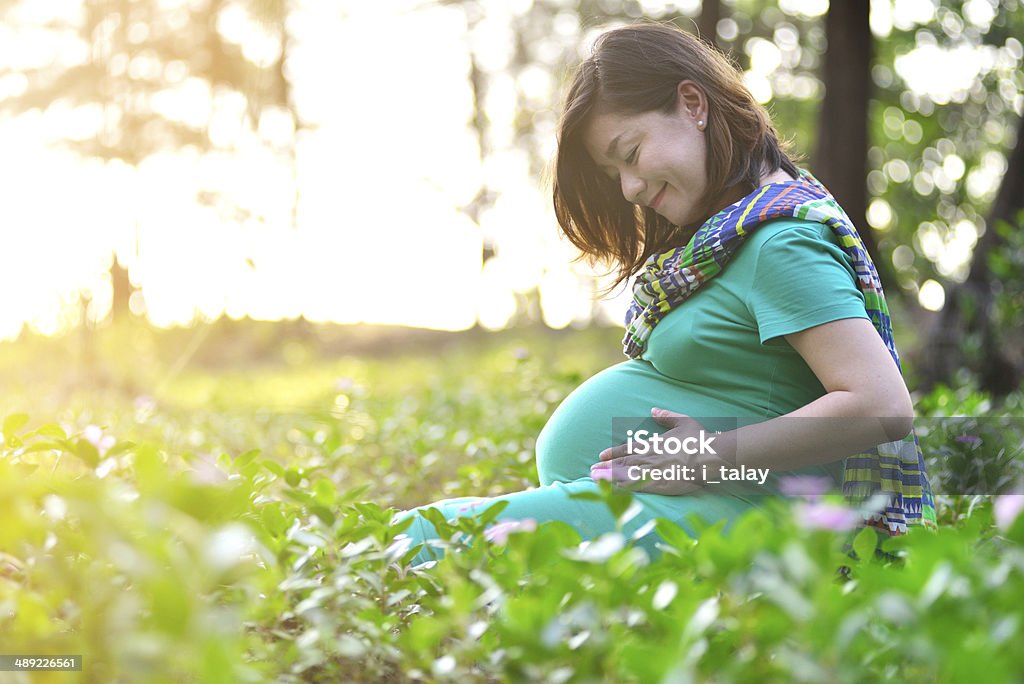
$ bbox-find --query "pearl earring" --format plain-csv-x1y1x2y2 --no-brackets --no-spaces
698,120,705,129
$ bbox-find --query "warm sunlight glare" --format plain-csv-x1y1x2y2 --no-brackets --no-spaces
0,0,1003,341
0,0,601,341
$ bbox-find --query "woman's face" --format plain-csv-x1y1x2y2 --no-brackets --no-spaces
582,83,709,227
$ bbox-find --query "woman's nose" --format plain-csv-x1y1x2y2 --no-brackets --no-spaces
620,173,646,205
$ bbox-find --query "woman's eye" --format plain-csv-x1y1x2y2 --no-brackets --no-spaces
626,146,639,164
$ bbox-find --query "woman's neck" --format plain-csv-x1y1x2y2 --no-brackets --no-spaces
759,167,796,186
689,167,799,231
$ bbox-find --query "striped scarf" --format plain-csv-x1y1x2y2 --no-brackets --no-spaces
622,169,937,535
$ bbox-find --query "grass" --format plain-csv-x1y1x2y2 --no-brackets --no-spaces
0,318,1021,682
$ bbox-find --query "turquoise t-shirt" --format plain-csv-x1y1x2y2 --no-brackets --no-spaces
396,218,879,565
535,217,871,502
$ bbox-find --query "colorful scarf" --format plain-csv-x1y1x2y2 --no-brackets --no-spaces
622,169,937,535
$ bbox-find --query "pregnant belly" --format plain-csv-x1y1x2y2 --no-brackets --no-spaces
535,359,764,486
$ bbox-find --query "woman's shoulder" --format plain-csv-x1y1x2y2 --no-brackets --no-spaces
743,216,834,250
727,217,840,272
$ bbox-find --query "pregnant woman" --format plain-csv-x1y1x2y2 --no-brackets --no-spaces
391,22,936,566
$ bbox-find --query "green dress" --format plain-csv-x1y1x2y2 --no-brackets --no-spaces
393,218,872,565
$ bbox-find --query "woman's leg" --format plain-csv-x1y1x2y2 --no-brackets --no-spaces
391,478,643,566
390,477,759,567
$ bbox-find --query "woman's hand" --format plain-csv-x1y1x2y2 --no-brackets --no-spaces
589,408,735,495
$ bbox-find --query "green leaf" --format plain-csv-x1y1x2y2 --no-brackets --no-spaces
29,423,66,440
387,515,415,538
106,441,135,457
310,505,336,526
403,614,447,652
133,444,166,489
313,478,337,506
235,449,261,467
655,518,695,551
261,459,285,477
260,504,288,537
282,488,315,507
417,507,455,538
337,483,372,505
352,502,392,524
2,413,29,439
475,499,509,525
565,490,604,502
20,441,65,455
852,526,877,563
74,438,100,467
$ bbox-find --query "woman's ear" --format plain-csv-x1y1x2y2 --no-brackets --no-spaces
676,80,708,128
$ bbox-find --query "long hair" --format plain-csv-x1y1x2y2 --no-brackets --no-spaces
553,22,799,296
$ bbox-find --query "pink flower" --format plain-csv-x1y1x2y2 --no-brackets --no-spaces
796,501,861,531
994,495,1024,531
133,395,156,411
188,454,229,484
83,425,116,457
779,475,835,499
483,518,538,544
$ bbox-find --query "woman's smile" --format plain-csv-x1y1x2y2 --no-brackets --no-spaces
649,182,668,210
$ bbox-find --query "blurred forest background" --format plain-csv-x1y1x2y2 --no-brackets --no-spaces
0,0,1022,396
1,4,1023,677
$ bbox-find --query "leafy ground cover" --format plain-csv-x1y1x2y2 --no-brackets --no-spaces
1,321,1022,682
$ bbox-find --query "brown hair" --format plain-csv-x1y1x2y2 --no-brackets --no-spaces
552,22,798,295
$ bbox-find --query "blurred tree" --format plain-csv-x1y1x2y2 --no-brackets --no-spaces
437,1,498,266
109,253,134,323
2,0,1021,356
0,0,298,319
0,0,295,162
868,1,1023,295
923,112,1024,395
697,0,722,48
813,0,894,291
865,0,1023,392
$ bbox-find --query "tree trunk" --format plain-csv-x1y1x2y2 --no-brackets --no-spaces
109,253,133,324
922,114,1024,395
697,0,721,48
814,0,895,294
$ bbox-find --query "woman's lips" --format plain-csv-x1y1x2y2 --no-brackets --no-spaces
649,182,667,210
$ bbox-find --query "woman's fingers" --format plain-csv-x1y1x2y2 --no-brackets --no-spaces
651,407,693,428
597,442,631,461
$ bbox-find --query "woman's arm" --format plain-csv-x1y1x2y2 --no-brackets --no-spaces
712,316,914,472
593,316,915,493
